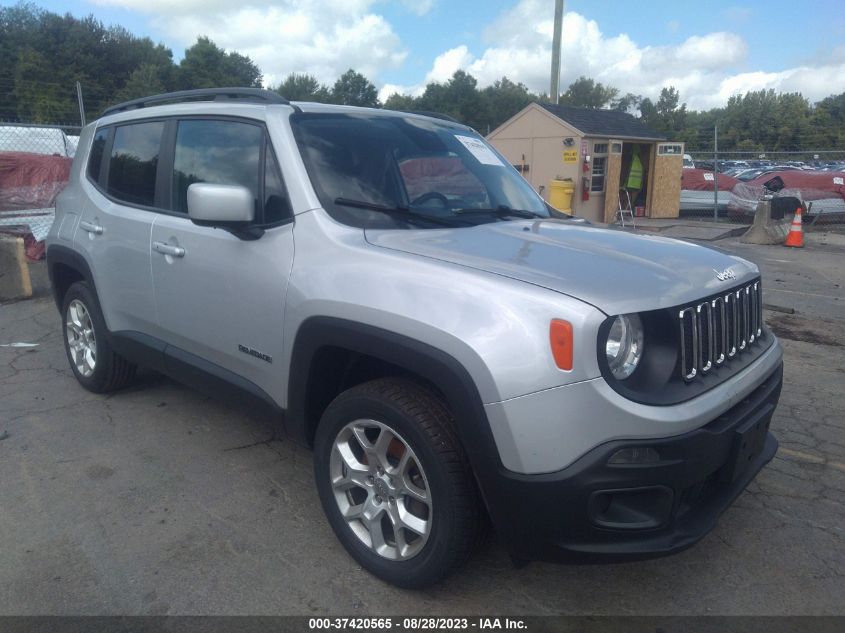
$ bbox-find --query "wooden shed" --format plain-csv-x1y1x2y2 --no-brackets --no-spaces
487,102,684,223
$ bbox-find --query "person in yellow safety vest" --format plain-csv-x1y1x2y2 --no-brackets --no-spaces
626,150,643,190
623,144,644,211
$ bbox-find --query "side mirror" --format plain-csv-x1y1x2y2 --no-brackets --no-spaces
187,183,254,225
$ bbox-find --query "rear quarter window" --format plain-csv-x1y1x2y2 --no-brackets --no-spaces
87,128,108,184
106,121,165,206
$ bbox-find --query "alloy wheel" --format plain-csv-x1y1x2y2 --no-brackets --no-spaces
65,299,97,377
330,419,433,560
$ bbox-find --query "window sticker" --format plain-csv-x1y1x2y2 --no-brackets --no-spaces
455,135,504,166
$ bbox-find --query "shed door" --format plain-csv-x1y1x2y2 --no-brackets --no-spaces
602,141,623,223
650,143,684,218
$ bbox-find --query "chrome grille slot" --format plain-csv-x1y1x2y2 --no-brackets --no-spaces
678,279,764,382
679,307,698,381
711,296,726,366
698,302,713,373
726,291,738,358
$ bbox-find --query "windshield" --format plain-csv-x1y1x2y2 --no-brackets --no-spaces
291,112,550,228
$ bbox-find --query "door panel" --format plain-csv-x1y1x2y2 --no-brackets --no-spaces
149,216,293,401
75,124,158,333
77,189,156,332
149,117,294,404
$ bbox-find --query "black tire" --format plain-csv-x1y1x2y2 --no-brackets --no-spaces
314,377,484,588
61,281,136,393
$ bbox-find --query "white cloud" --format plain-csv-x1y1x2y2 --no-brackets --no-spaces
93,0,407,88
400,0,436,16
391,0,845,110
93,0,845,108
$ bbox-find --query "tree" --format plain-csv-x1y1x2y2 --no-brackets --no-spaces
383,92,418,111
331,69,379,107
178,36,262,89
114,63,167,102
482,77,534,131
275,73,331,102
611,92,641,113
417,70,489,131
655,86,687,133
560,76,618,109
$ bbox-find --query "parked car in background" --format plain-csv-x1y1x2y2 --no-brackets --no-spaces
683,153,695,169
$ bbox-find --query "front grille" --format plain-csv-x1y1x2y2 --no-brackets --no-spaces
678,280,763,381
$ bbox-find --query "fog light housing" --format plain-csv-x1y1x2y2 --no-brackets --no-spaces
608,446,661,465
589,486,674,529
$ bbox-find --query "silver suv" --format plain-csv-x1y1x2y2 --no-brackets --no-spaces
46,88,783,588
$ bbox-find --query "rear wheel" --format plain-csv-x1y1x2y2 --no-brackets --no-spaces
314,378,483,588
62,281,136,393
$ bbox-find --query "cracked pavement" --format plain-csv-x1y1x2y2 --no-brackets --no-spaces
0,241,843,615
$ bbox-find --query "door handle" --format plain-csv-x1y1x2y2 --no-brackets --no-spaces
153,241,186,258
79,221,103,235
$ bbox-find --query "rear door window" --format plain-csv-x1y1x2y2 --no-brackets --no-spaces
106,121,165,206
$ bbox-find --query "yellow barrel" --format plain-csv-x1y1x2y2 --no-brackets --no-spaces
548,178,575,214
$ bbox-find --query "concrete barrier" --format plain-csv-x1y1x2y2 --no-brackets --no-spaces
0,236,33,301
740,198,790,245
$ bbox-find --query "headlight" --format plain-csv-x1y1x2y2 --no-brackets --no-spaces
605,314,644,380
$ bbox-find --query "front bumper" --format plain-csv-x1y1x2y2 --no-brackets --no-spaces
482,362,782,563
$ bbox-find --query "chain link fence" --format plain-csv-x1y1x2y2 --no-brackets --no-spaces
0,121,81,157
678,150,845,231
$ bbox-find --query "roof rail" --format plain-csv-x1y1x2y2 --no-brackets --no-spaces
393,110,462,124
102,88,289,117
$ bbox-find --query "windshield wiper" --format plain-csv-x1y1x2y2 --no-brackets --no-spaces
453,205,545,219
334,197,459,227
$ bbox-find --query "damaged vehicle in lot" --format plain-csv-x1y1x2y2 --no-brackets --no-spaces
45,88,783,588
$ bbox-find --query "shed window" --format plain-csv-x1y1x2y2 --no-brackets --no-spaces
591,156,606,192
593,143,608,155
658,143,683,155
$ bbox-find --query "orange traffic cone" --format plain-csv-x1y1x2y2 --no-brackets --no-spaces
784,206,804,248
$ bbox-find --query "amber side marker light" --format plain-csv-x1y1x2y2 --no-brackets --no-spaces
550,319,573,370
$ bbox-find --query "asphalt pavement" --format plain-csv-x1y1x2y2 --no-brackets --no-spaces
0,237,843,615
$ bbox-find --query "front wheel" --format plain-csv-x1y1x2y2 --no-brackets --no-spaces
314,378,483,588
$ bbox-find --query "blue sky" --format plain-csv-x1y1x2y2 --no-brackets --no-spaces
9,0,845,109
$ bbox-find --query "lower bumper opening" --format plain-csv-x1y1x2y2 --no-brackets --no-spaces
589,486,674,530
483,362,783,563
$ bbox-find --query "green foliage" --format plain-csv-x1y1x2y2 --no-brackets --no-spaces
178,36,262,90
114,63,167,102
0,3,259,121
482,77,533,131
559,76,618,109
383,92,419,111
331,69,379,107
274,73,332,102
416,70,490,130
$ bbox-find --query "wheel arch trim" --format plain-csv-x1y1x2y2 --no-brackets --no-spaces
287,316,505,500
46,244,97,311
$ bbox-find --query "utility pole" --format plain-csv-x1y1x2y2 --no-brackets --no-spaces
713,124,719,222
76,81,86,126
550,0,564,104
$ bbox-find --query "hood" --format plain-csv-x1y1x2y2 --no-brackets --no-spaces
365,220,759,315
